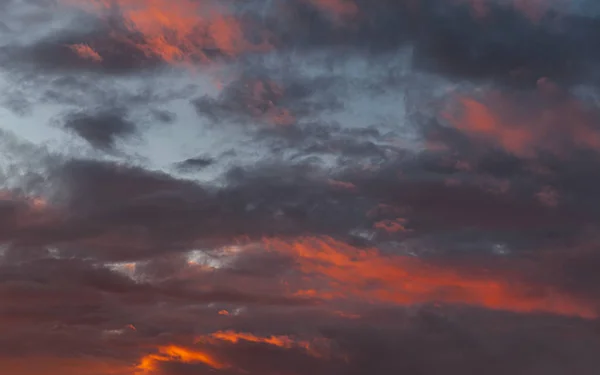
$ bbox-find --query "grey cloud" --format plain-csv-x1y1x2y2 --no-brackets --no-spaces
272,0,600,88
175,156,215,172
62,109,137,151
192,69,343,127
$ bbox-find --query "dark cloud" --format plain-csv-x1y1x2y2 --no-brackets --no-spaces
192,70,342,127
151,109,177,124
32,159,373,260
0,17,163,75
325,309,600,375
259,122,398,163
0,130,597,260
3,0,600,374
0,144,595,271
62,109,137,150
1,92,33,116
268,0,600,87
175,156,215,172
408,2,600,87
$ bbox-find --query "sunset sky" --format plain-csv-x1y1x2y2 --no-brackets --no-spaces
1,0,600,374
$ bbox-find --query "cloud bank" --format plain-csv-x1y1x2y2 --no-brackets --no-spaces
1,0,600,374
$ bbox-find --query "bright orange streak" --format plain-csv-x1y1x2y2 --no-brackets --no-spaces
196,330,329,358
206,330,296,348
136,345,227,374
264,237,597,319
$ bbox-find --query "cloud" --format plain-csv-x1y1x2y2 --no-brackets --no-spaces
440,83,600,157
175,156,215,172
62,109,137,150
137,345,229,373
0,0,271,75
68,43,103,62
192,71,342,128
0,21,163,75
263,236,598,318
3,0,600,374
1,0,598,90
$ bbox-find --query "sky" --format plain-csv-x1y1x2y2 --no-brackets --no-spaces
1,0,600,374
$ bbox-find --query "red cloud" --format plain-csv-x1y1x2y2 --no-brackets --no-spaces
61,0,271,65
443,83,600,157
264,237,598,318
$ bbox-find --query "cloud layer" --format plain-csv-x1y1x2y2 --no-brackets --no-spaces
1,0,600,374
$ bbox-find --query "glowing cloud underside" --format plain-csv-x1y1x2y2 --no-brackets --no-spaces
264,237,597,318
61,0,270,64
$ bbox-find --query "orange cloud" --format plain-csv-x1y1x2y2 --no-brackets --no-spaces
197,330,330,358
445,96,534,156
69,43,103,62
61,0,270,65
443,87,600,157
202,330,298,348
264,237,597,318
136,345,228,374
135,331,332,374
